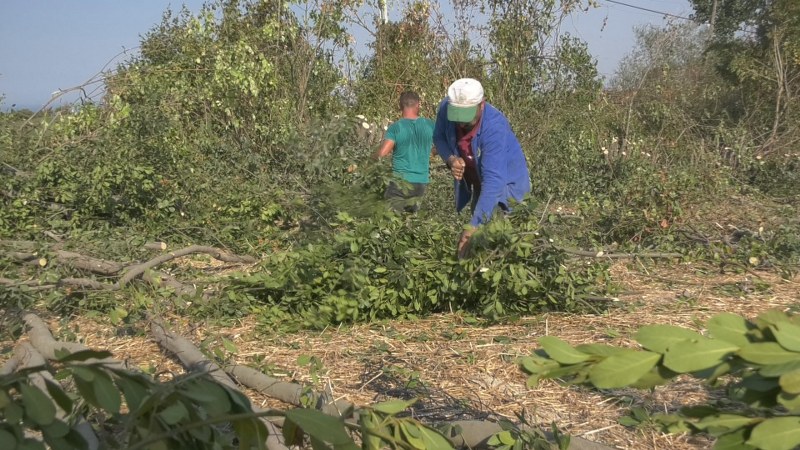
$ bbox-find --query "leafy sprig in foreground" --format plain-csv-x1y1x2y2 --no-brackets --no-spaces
520,310,800,450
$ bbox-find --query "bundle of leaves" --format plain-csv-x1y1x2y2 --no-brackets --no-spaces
231,203,612,330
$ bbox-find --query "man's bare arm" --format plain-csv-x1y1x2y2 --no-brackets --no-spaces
372,139,395,160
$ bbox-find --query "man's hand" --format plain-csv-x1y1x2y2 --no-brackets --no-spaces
448,156,465,181
457,226,475,259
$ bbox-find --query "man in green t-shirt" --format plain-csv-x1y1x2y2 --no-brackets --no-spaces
373,91,435,213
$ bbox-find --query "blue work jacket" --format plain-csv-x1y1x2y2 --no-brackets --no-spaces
433,100,531,226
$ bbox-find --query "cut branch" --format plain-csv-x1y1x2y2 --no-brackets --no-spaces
149,318,288,450
144,242,168,251
119,245,256,286
56,251,124,275
4,243,253,296
227,364,352,417
22,312,126,370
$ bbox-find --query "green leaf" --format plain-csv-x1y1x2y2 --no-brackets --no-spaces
538,336,590,364
574,343,627,357
222,338,238,354
707,313,753,347
729,385,780,408
634,325,703,353
739,342,800,365
282,415,304,446
59,428,90,450
760,360,800,377
115,374,150,410
630,364,679,389
181,379,231,416
771,322,800,352
0,429,17,449
44,378,73,413
17,438,46,450
695,414,756,435
778,392,800,412
400,422,426,449
158,401,189,425
358,412,382,450
588,350,661,388
740,373,779,392
225,386,255,413
233,417,268,450
496,430,515,446
694,361,736,385
371,398,415,415
56,349,113,363
20,383,57,426
618,416,641,427
418,424,454,450
70,366,96,382
0,390,10,408
519,355,560,374
5,401,23,422
311,435,335,450
663,338,739,373
92,370,121,414
779,370,800,394
746,417,800,450
679,405,719,419
41,419,70,439
713,429,756,450
73,377,100,410
757,310,791,326
284,408,359,450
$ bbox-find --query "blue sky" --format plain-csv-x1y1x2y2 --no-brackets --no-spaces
1,0,693,110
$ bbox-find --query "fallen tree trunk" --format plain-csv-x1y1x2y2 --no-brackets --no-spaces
150,320,238,390
119,245,256,287
22,312,126,370
149,319,287,450
224,346,612,449
55,250,124,275
227,364,352,417
4,244,252,296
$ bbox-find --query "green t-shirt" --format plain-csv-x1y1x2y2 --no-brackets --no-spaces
385,117,435,184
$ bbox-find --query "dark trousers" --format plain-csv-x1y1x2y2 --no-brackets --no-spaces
385,180,427,213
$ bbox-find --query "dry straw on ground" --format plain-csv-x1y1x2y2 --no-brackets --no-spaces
2,260,798,449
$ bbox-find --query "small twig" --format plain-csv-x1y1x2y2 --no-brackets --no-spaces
581,424,618,437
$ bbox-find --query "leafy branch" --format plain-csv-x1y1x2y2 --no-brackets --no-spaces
519,309,800,449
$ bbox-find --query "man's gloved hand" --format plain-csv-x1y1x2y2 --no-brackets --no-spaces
448,156,465,181
457,226,475,259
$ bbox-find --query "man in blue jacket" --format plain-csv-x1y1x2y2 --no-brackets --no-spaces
433,78,531,258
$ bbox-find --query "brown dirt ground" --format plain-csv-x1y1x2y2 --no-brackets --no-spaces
2,259,799,450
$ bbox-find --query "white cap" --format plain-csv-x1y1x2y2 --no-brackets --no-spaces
446,78,484,122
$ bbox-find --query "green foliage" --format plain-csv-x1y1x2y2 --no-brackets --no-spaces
0,350,267,450
0,349,455,450
487,416,571,450
353,1,450,120
485,0,600,120
231,203,611,330
519,310,800,449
